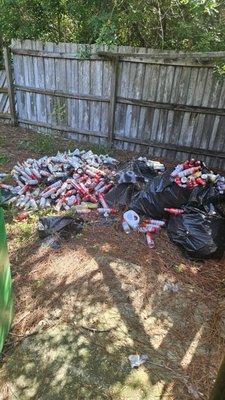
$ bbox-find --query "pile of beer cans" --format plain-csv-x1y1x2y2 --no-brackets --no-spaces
2,149,117,212
170,159,219,189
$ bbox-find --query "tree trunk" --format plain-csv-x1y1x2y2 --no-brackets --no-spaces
57,12,62,42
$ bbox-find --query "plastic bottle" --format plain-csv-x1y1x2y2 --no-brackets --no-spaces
123,210,140,230
146,232,155,248
164,208,184,215
98,208,117,214
122,220,131,234
142,219,165,227
15,211,29,221
98,193,109,209
176,166,200,178
170,164,184,177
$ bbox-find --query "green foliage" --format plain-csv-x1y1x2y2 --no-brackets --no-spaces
0,137,6,147
19,134,55,154
11,219,34,244
0,154,9,165
213,60,225,80
76,48,92,59
0,0,225,51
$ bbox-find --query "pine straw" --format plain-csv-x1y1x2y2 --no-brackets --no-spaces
4,218,225,398
1,123,225,398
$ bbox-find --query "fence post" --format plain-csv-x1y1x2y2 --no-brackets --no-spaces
108,57,119,147
3,47,17,126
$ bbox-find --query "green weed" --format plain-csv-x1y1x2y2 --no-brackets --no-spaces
32,279,45,289
12,220,35,244
174,263,185,273
76,233,84,239
0,137,6,147
19,134,56,154
0,154,9,164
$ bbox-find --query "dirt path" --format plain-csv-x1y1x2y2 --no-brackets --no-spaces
0,123,225,400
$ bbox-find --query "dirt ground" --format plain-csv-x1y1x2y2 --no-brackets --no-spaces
0,123,225,400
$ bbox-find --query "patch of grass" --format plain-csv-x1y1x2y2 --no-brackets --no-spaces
9,219,35,244
79,142,111,155
19,134,56,155
174,263,185,273
76,233,84,239
32,279,45,289
0,137,6,147
0,154,9,164
19,131,113,158
4,206,17,223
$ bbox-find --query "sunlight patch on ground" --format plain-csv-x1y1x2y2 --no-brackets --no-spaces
180,325,204,370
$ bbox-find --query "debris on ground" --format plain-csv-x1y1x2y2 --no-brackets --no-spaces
163,282,180,293
120,159,225,256
1,154,225,259
1,125,225,399
4,149,118,211
38,215,84,249
40,235,61,250
170,159,210,188
128,354,149,368
123,210,140,230
38,216,84,239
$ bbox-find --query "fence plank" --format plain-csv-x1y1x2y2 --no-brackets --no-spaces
0,71,9,115
3,48,17,125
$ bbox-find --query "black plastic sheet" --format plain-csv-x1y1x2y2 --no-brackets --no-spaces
0,189,15,206
38,216,83,239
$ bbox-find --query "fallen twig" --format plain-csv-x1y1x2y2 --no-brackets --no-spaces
12,311,30,327
80,324,116,333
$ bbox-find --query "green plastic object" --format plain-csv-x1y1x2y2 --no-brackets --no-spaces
0,197,13,353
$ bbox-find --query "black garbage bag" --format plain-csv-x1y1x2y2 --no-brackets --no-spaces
130,170,191,219
105,159,159,208
114,159,160,184
104,183,139,208
167,206,225,260
38,216,83,239
190,184,225,217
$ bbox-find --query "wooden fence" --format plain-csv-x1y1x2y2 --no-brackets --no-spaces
1,39,225,169
0,69,10,121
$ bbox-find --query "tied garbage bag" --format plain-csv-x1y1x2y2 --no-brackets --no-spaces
190,184,225,218
114,158,162,184
167,206,225,260
105,158,162,208
131,170,191,219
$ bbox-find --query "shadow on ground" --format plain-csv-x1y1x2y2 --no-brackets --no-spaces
1,218,224,400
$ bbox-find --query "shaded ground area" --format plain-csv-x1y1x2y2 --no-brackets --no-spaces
0,123,225,400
